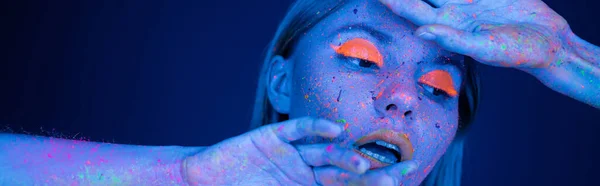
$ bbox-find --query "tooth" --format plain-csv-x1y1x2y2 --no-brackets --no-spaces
378,155,391,164
375,140,401,153
362,148,373,156
360,148,369,154
378,155,385,161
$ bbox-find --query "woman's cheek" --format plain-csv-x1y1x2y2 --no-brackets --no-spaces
409,107,458,171
293,72,339,118
296,66,368,112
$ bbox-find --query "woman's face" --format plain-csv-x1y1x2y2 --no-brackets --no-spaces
283,0,464,184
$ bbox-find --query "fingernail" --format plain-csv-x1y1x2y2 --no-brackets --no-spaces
401,161,419,176
333,124,344,134
353,156,369,173
417,32,436,40
325,120,343,134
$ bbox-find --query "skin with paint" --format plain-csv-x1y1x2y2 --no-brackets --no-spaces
1,0,598,185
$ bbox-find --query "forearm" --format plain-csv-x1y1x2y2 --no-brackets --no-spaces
0,133,204,185
530,31,600,108
566,32,600,65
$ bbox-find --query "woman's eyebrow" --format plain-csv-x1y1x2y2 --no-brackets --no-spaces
433,54,465,72
333,23,393,42
332,24,464,71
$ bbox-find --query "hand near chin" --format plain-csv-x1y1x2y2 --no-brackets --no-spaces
181,117,420,186
380,0,569,69
181,117,403,186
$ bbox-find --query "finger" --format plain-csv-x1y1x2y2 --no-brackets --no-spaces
415,24,481,55
297,144,370,174
427,0,449,7
350,160,419,185
428,0,476,7
379,0,438,25
271,117,343,143
415,24,507,64
313,166,361,186
416,24,551,68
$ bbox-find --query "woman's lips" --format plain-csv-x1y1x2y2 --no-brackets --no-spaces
352,129,414,169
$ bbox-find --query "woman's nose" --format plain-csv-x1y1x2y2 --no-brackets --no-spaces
374,83,417,119
384,103,413,118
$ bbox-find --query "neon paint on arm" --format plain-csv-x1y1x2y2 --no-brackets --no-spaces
0,133,205,185
529,31,600,109
331,38,384,67
418,70,458,97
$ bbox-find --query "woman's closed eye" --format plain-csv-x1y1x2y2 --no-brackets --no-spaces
348,57,379,69
418,70,458,98
331,38,383,70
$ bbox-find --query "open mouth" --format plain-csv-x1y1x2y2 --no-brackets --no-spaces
352,129,414,169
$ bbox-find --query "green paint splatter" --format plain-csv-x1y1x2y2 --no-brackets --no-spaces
500,44,507,50
442,13,450,20
401,168,409,175
556,59,562,66
111,176,122,184
336,119,347,123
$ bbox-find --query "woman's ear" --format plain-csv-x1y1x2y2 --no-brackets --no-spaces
266,55,292,114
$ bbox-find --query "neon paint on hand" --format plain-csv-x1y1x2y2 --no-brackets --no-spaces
418,70,458,97
330,38,384,68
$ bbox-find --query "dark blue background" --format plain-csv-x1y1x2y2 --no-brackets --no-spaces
2,0,599,185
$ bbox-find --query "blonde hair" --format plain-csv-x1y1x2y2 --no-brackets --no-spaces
249,1,479,185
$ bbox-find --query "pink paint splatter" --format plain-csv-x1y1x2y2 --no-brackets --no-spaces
326,144,334,152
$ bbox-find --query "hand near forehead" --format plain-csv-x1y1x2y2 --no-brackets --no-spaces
380,0,600,108
380,0,568,68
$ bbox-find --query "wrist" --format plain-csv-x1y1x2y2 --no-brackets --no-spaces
526,29,578,80
525,29,600,108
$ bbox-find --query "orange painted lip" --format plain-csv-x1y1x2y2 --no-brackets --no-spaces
352,129,414,169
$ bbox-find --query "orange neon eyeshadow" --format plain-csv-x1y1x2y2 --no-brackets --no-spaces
330,38,384,67
418,70,458,97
